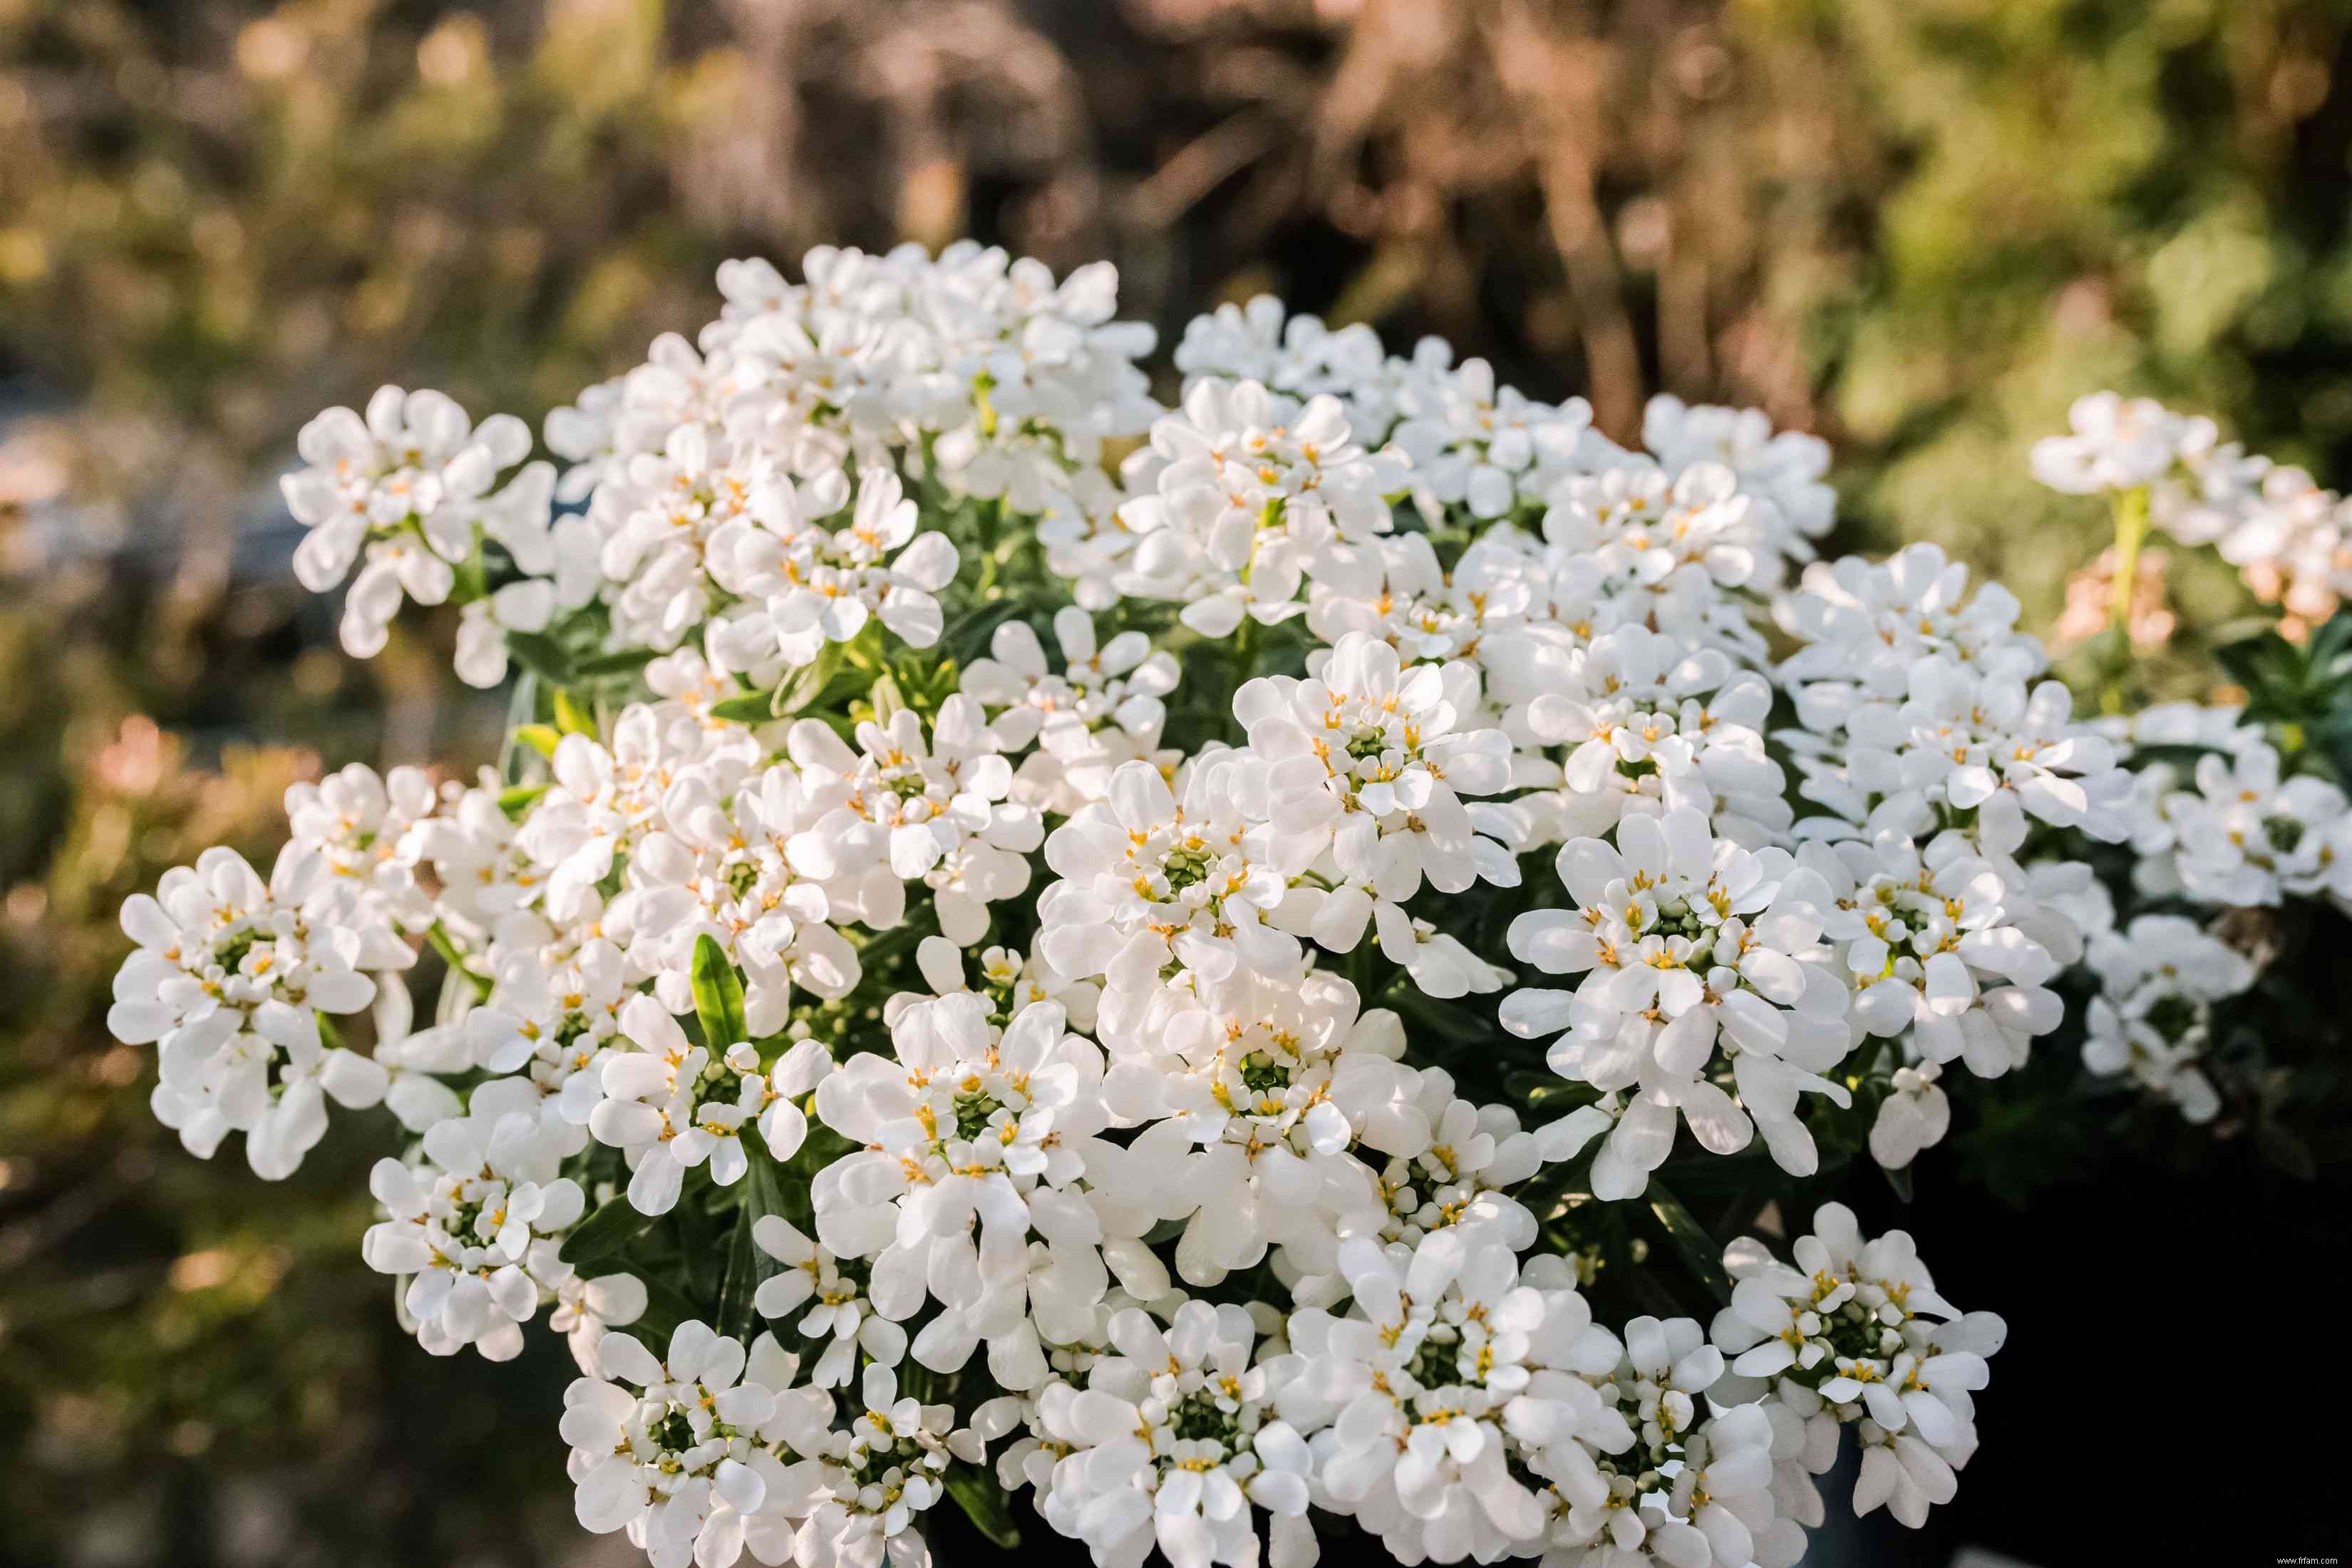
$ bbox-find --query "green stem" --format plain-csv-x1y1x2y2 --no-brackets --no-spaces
427,921,492,999
2108,485,2151,631
2101,485,2152,715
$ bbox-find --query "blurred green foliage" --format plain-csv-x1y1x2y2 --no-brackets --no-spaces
6,1,2352,1564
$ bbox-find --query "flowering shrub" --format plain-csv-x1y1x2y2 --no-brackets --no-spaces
105,244,2339,1567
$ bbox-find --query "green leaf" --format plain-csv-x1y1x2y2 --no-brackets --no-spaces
851,918,932,977
1391,987,1499,1045
716,1143,788,1345
707,693,774,723
559,1197,663,1267
692,933,748,1050
425,921,490,999
497,783,547,819
453,527,490,602
716,1205,766,1346
1882,1160,1915,1204
552,686,599,737
575,646,659,679
2304,610,2352,680
864,671,907,725
943,1467,1021,1550
512,723,561,760
1646,1181,1732,1304
942,599,1025,663
621,1274,701,1348
771,641,845,717
505,629,576,686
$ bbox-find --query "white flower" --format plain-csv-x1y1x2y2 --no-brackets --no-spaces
2084,914,2260,1123
1085,968,1429,1290
784,698,1042,947
753,1215,907,1388
620,756,877,1031
111,845,401,1177
283,762,443,931
1175,294,1395,430
1036,1299,1318,1568
1796,656,2130,856
562,1321,791,1568
518,703,763,924
960,607,1180,814
2034,393,2352,624
588,993,830,1215
1708,1205,2003,1532
1513,622,1789,850
1502,808,1852,1195
1539,460,1769,644
1539,1316,1791,1568
591,426,841,655
2029,391,2196,495
1237,631,1519,974
1799,832,2064,1080
1867,1062,1951,1170
453,577,560,688
1391,351,1582,520
1039,751,1307,1048
1644,393,1835,570
1776,542,2043,708
751,1358,973,1568
1306,530,1539,666
1279,1232,1622,1564
545,1264,651,1377
1117,378,1405,636
810,995,1109,1389
362,1078,585,1359
281,385,532,609
705,468,959,681
1358,1069,1559,1257
2130,740,2352,910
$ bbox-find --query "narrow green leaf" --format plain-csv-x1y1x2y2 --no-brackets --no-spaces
497,783,547,820
1391,987,1498,1044
505,629,576,686
772,642,845,717
708,693,773,723
559,1197,663,1267
941,600,1025,663
575,646,659,679
692,934,748,1050
513,723,562,760
1882,1160,1915,1204
425,921,490,999
622,1274,701,1348
716,1207,765,1346
453,527,490,602
552,686,599,737
851,919,929,977
1646,1180,1733,1304
716,1143,788,1345
864,671,907,725
943,1467,1022,1550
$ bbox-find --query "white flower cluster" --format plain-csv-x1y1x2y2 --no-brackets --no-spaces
133,249,2286,1568
2126,731,2352,912
1712,1205,2003,1531
1778,543,2130,856
2032,393,2352,1125
2034,388,2352,627
2083,914,2259,1124
281,385,574,680
110,843,406,1177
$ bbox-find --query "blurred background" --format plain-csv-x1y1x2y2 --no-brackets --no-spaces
6,1,2352,1564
